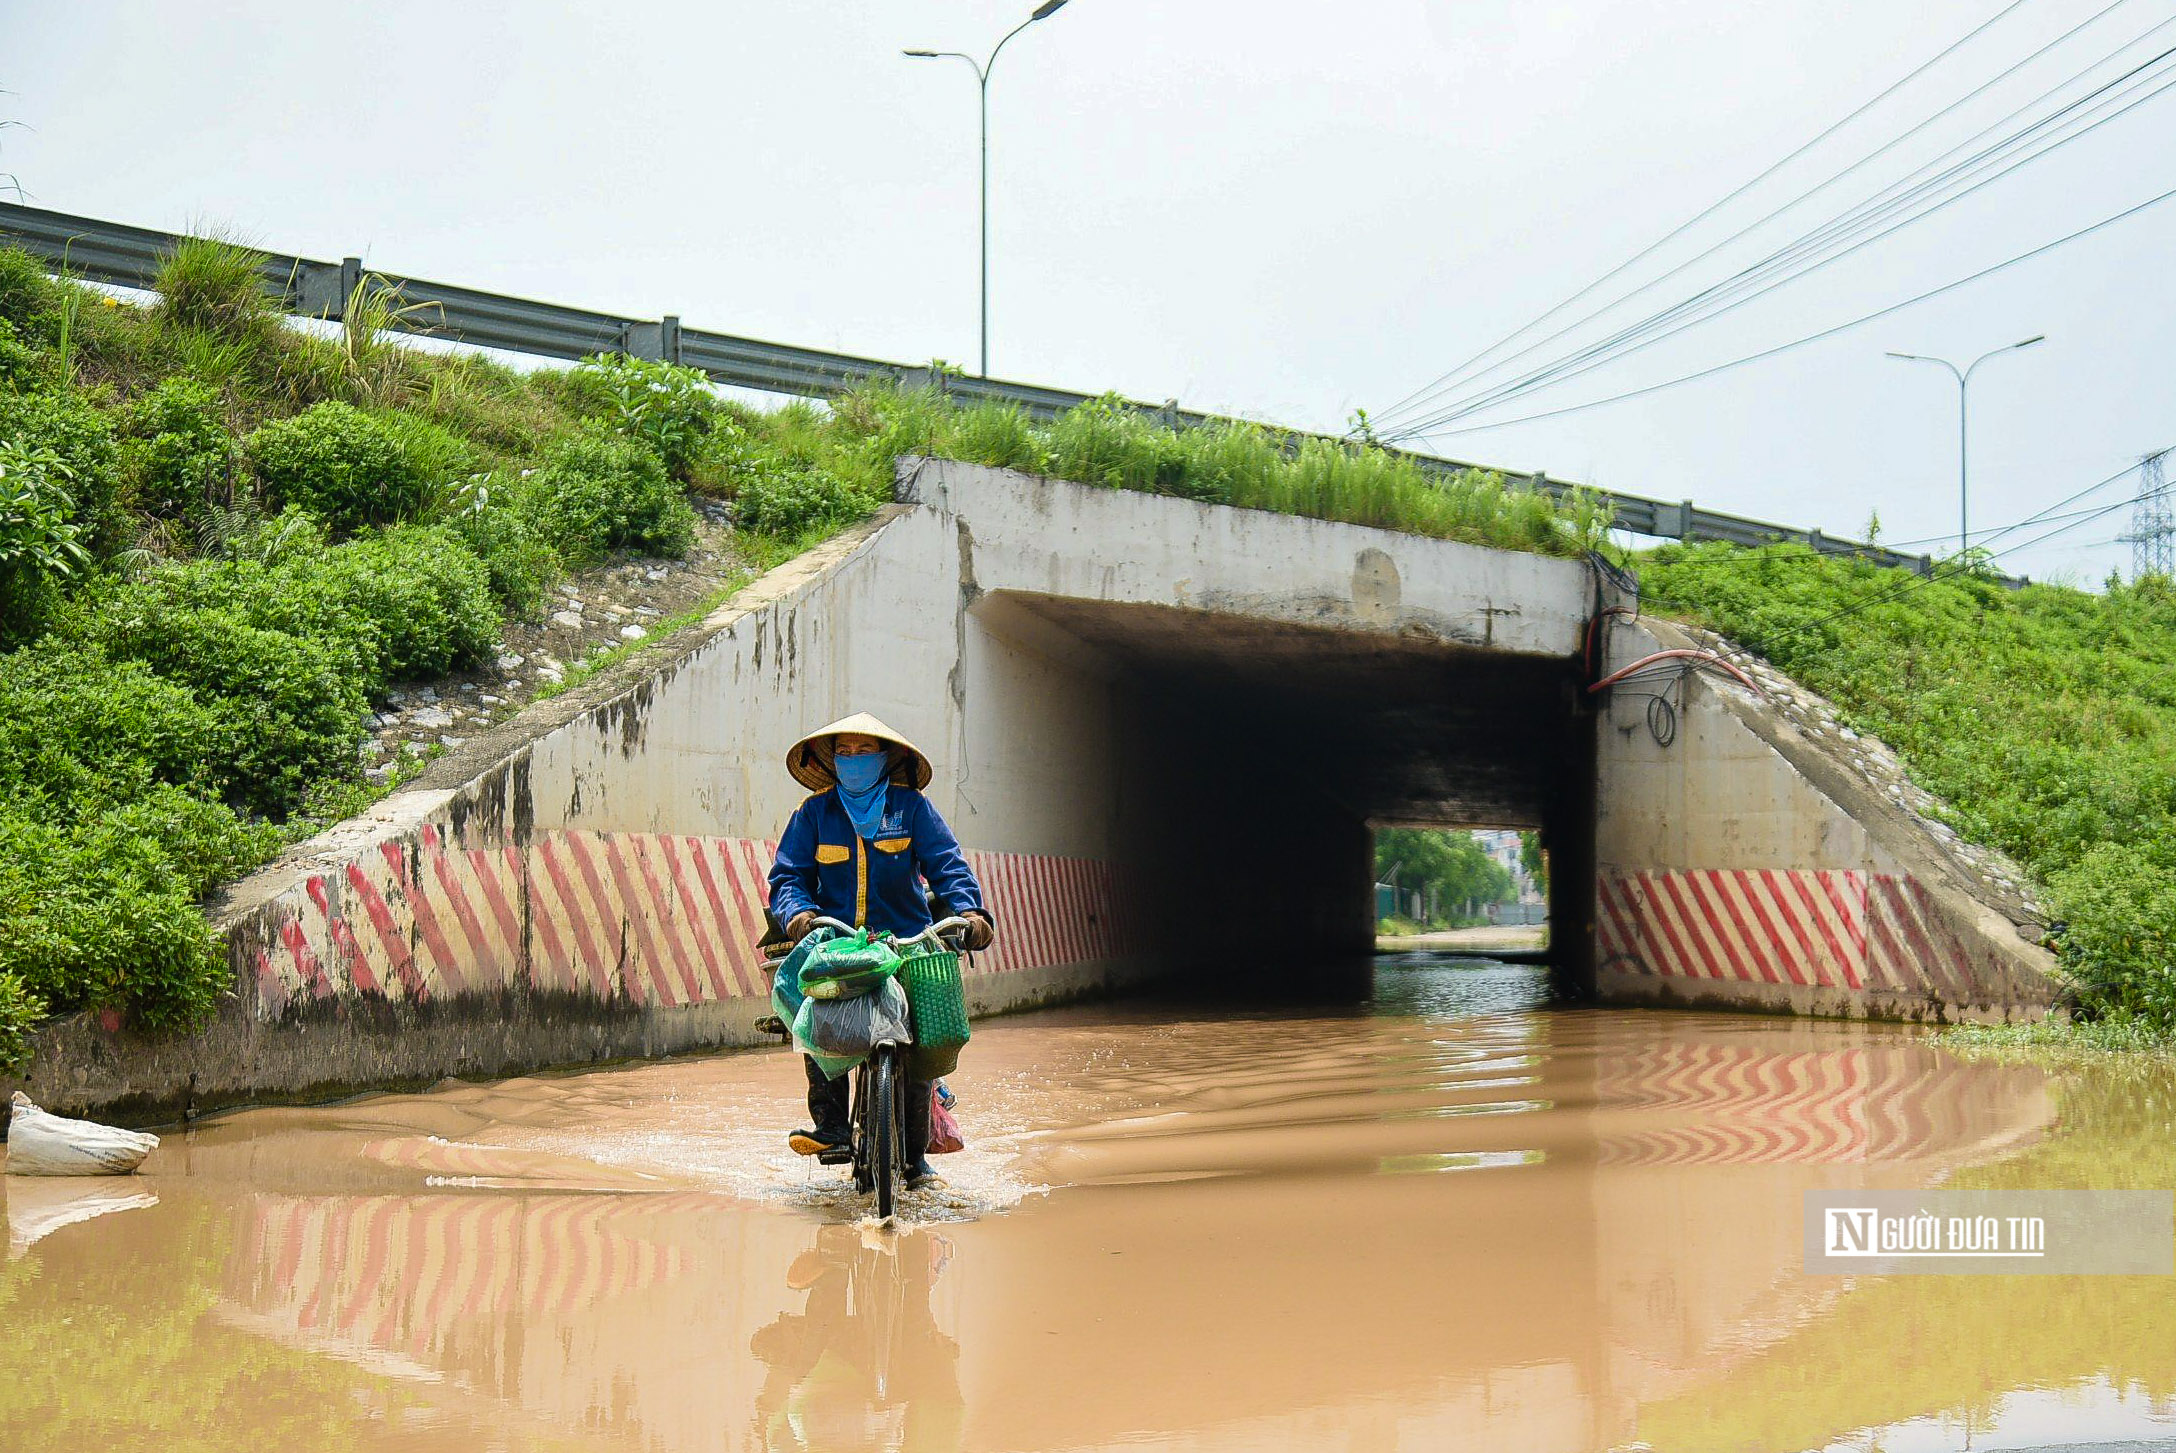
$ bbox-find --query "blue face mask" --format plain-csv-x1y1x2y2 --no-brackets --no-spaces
833,751,891,839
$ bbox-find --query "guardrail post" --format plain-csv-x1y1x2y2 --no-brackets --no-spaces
620,315,683,364
1808,527,1824,555
292,255,362,319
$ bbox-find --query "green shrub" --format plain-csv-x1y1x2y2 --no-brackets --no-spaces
0,788,266,1033
120,376,234,518
446,474,559,613
1045,392,1187,492
0,317,58,392
569,353,717,476
0,967,38,1073
153,236,274,338
0,247,65,346
529,429,694,562
0,640,230,811
83,595,366,820
728,454,867,538
0,387,124,548
2049,841,2176,1026
316,524,499,680
946,401,1046,474
84,520,497,700
0,439,94,643
244,400,428,530
374,408,479,490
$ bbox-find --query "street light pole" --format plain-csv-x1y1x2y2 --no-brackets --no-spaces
1886,335,2044,557
904,0,1069,379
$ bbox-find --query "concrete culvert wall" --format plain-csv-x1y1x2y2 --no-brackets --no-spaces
6,455,2061,1123
10,458,1598,1120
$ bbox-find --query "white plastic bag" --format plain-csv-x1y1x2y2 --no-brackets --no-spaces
793,977,912,1062
5,1093,159,1176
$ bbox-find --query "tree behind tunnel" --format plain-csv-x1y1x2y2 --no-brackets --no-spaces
1374,829,1513,925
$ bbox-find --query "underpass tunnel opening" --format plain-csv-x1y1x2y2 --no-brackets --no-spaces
966,592,1599,1003
1372,822,1552,935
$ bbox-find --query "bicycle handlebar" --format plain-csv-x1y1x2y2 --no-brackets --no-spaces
794,914,978,951
893,916,975,954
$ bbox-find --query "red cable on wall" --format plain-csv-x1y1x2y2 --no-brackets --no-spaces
1587,649,1761,696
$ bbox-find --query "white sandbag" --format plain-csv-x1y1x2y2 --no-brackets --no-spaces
5,1092,159,1176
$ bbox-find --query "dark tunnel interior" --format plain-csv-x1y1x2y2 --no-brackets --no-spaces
982,593,1597,1001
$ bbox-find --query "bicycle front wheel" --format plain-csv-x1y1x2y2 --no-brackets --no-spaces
869,1047,900,1221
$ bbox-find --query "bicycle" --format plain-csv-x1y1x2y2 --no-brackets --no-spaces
761,915,974,1221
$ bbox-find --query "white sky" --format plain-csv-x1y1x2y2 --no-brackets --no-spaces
5,0,2172,584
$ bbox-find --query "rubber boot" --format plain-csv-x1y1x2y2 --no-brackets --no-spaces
903,1074,941,1189
790,1055,852,1158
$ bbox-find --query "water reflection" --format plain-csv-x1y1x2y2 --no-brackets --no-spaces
751,1225,963,1453
5,1176,158,1257
0,963,2168,1453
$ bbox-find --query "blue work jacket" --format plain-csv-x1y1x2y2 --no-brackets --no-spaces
766,785,988,938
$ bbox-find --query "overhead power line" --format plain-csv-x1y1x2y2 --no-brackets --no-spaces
1392,180,2176,441
1375,0,2147,432
1373,0,2041,426
1385,29,2176,437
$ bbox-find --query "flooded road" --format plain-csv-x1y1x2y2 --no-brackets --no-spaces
4,955,2174,1452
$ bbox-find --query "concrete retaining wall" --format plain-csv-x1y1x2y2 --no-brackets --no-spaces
1590,616,2063,1021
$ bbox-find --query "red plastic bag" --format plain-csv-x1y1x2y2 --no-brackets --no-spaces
928,1088,965,1154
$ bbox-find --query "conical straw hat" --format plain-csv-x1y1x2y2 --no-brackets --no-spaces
785,712,934,792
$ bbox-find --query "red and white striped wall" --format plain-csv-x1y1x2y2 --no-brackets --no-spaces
247,827,1140,1015
1596,869,1979,998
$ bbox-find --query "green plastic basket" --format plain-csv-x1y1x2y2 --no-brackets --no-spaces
901,950,971,1077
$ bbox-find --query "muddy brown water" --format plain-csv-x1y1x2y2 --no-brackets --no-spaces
4,956,2173,1452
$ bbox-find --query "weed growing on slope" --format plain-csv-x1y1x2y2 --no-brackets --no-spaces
818,384,1610,555
153,235,277,339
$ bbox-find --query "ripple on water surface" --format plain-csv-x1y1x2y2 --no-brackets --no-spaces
5,955,2169,1453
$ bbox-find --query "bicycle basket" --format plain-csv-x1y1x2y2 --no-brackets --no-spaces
900,952,970,1057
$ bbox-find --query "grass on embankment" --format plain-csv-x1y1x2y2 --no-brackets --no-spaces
1639,542,2176,1037
0,236,1609,1073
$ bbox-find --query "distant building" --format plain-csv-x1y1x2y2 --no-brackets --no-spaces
1473,828,1545,906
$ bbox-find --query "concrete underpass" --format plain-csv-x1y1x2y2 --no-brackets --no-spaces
986,593,1595,998
3,454,2115,1453
13,456,2060,1118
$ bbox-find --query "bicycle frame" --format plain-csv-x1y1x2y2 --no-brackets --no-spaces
780,915,975,1219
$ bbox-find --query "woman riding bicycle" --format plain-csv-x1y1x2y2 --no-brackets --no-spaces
766,712,994,1192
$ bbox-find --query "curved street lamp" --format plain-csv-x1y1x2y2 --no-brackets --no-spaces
1886,335,2044,558
905,0,1070,378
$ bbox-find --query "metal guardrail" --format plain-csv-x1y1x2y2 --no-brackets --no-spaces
0,202,2014,583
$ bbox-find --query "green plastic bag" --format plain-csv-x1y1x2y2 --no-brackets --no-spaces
769,925,838,1024
796,928,903,1002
